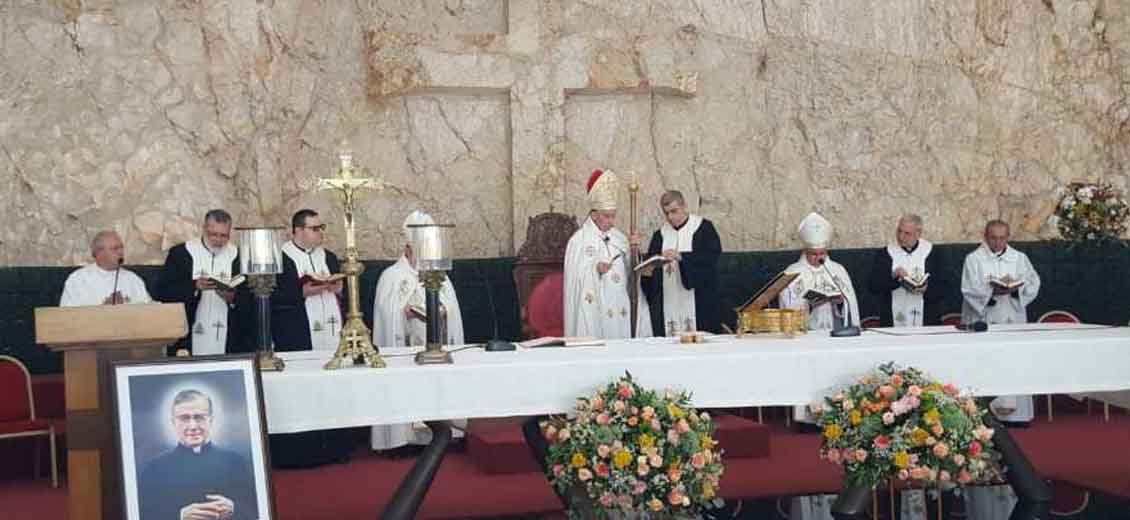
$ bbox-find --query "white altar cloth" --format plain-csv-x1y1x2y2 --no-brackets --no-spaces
262,323,1130,433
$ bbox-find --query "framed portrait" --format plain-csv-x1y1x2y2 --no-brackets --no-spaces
112,354,275,520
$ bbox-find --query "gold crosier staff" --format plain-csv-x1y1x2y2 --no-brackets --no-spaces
629,171,641,338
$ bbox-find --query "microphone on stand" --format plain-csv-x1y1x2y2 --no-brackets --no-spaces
955,321,989,332
110,257,124,305
819,258,861,337
480,266,516,352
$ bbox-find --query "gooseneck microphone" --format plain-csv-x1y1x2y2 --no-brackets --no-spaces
956,321,989,332
819,258,861,337
110,257,124,305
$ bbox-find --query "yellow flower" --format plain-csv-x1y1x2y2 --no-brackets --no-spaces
638,433,655,449
924,408,941,425
613,450,633,469
700,436,716,450
571,452,587,468
703,482,716,500
667,403,685,419
849,410,863,425
823,424,842,440
893,451,910,469
912,428,930,446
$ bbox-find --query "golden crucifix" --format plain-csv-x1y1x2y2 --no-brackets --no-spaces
319,149,386,369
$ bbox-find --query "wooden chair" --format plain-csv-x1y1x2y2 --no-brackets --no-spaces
860,315,881,329
512,212,578,339
0,355,58,487
1038,310,1081,324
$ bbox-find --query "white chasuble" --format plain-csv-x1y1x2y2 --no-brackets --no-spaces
185,238,238,355
281,241,342,351
563,217,652,340
60,264,153,307
780,256,860,424
659,214,701,333
779,256,860,331
372,256,464,348
960,243,1041,423
886,239,932,327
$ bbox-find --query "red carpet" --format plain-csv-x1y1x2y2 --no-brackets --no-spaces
1,414,1126,519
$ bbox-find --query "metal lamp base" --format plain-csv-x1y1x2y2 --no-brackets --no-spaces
415,343,453,365
258,349,286,371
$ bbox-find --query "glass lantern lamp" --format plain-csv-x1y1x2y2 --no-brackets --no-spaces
407,223,455,364
237,226,286,370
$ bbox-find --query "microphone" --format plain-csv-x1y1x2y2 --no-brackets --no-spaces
956,321,989,332
480,266,515,352
110,257,124,305
818,258,861,337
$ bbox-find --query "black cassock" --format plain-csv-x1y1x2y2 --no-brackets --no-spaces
155,242,248,355
866,242,947,327
269,248,341,351
641,218,723,334
267,247,352,468
138,443,258,520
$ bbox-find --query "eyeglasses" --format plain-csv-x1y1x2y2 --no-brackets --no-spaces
174,413,212,424
304,224,327,232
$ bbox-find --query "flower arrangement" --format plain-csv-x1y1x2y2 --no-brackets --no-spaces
814,363,1001,489
1053,181,1129,242
541,373,725,519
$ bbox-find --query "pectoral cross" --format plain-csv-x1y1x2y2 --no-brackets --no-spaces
327,315,339,336
212,320,225,342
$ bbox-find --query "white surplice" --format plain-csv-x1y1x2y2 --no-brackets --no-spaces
960,243,1041,423
60,264,152,307
371,256,464,348
185,238,238,355
887,239,932,327
281,241,342,351
780,255,860,427
370,255,465,450
563,217,652,339
659,214,701,334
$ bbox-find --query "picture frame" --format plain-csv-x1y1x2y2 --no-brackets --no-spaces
112,354,275,520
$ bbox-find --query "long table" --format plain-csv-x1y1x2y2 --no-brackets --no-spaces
262,323,1130,434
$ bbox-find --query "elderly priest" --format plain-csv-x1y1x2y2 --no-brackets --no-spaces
371,209,465,452
155,209,243,355
867,214,946,327
640,190,723,334
60,230,152,306
563,169,652,339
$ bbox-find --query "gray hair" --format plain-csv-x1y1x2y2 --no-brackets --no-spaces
204,209,232,225
659,190,686,207
171,389,213,416
898,214,923,228
90,230,119,256
984,219,1010,234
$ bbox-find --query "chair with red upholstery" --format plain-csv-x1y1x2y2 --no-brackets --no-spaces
860,316,881,329
526,272,565,338
940,312,962,326
0,355,58,487
512,212,578,338
1038,310,1081,324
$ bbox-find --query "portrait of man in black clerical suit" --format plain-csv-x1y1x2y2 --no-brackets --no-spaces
137,388,258,520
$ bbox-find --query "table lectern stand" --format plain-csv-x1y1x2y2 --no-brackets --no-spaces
35,303,186,520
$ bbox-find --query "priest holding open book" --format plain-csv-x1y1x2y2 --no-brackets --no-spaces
639,190,722,334
867,214,946,327
272,209,343,351
155,209,243,355
779,212,860,331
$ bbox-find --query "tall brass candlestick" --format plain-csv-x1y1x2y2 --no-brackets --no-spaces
319,149,386,369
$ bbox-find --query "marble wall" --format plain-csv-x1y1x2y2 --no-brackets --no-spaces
2,0,1127,265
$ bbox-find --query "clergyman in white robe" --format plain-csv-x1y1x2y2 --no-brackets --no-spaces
370,210,466,450
60,231,153,307
563,169,652,340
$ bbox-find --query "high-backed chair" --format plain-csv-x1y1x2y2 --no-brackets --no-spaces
512,212,578,339
0,355,57,487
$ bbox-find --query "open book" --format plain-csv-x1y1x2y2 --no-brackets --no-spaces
900,272,930,292
803,287,843,304
518,336,604,348
299,273,346,286
989,276,1023,291
632,255,670,273
200,275,245,292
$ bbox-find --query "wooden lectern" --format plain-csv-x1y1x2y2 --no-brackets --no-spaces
35,303,186,520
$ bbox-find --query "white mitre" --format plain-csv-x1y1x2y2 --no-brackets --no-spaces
587,169,619,212
798,212,833,249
